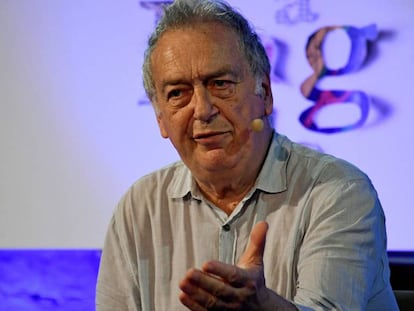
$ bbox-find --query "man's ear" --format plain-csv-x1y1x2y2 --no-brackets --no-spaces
261,74,273,116
157,113,169,138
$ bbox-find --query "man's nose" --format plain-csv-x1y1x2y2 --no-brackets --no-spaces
192,86,218,123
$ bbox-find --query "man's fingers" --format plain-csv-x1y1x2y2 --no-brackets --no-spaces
237,221,268,269
179,268,246,310
181,222,269,310
181,267,244,298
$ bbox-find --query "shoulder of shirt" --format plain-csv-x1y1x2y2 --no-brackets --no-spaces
110,160,188,223
117,160,191,207
127,160,188,193
275,133,371,184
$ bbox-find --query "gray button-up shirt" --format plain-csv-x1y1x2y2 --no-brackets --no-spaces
96,132,398,310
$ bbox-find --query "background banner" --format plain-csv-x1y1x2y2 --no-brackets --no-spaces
1,0,413,251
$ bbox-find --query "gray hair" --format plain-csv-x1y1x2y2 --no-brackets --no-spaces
142,0,271,103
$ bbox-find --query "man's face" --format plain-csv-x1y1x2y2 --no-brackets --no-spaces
150,22,272,176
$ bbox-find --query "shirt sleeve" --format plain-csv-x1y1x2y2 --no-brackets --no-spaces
96,210,142,311
293,175,393,310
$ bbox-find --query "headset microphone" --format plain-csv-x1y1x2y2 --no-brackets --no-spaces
250,117,264,132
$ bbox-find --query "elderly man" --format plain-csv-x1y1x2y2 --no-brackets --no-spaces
96,0,398,310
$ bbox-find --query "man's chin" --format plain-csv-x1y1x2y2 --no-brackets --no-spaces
192,151,238,172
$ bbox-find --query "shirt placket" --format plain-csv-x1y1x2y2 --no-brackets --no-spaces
219,222,237,264
217,198,251,264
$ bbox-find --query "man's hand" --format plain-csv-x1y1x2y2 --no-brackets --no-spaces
178,221,297,310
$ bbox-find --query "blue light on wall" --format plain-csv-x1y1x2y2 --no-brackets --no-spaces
0,250,101,311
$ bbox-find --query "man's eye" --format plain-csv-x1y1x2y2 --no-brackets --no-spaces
167,89,182,99
212,80,230,88
208,79,236,98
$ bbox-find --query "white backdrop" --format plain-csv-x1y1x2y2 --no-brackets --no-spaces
1,0,413,249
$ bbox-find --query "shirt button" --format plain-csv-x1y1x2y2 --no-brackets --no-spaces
222,224,231,231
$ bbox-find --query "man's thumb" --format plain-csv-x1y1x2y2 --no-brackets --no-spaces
237,221,268,269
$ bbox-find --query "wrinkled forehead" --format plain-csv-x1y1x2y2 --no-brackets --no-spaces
150,22,249,80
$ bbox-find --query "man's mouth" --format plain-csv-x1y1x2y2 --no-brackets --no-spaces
193,131,229,145
193,130,226,139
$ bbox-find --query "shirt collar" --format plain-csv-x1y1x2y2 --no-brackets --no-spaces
255,131,289,194
168,131,289,199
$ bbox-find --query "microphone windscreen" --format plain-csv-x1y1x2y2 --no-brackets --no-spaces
251,118,264,132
